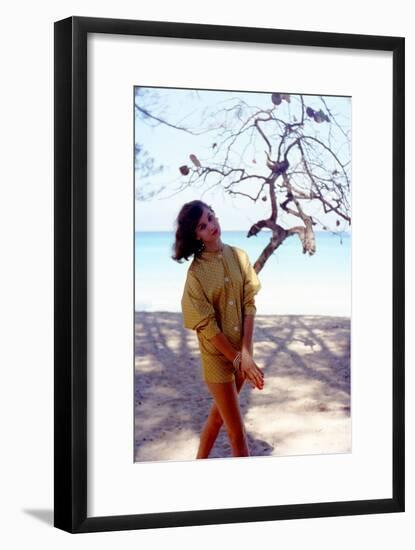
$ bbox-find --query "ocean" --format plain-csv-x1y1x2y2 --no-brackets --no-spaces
135,231,351,316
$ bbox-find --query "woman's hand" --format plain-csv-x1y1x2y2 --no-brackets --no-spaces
240,349,264,390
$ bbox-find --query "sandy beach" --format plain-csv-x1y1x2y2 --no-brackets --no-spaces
134,312,351,462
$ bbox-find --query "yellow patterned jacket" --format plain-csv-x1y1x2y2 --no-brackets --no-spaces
181,243,261,382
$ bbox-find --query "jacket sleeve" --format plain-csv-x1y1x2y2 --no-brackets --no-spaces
241,250,261,316
181,270,221,340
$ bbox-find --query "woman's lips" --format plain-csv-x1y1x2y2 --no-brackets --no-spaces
212,228,218,236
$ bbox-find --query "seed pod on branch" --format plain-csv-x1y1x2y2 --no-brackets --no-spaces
189,154,201,168
179,165,189,176
271,93,282,106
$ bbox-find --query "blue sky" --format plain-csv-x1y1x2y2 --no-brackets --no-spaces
134,87,351,233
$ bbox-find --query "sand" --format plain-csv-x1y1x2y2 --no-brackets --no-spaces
134,312,351,462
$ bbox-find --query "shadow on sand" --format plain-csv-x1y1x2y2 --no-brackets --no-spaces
134,312,350,462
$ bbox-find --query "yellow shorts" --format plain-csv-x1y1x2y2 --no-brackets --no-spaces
201,356,238,383
197,332,241,383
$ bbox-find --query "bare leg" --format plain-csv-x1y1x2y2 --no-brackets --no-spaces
196,370,245,459
199,371,249,458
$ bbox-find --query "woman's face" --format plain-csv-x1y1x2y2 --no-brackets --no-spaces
194,206,221,246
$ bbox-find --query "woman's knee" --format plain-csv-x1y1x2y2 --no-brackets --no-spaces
209,407,223,430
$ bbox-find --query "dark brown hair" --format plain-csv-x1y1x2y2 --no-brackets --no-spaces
171,200,214,262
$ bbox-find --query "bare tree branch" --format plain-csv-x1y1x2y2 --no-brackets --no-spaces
135,90,351,273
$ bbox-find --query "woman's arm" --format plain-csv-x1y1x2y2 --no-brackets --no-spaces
208,314,255,362
209,332,239,362
209,317,264,389
241,314,264,389
242,314,254,355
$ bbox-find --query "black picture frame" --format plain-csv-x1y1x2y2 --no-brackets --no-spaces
54,16,405,533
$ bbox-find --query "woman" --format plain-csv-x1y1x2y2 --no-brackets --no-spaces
172,200,264,458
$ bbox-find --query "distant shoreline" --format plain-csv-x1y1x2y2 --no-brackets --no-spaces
135,231,351,317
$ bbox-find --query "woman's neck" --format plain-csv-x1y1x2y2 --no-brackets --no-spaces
204,238,223,252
